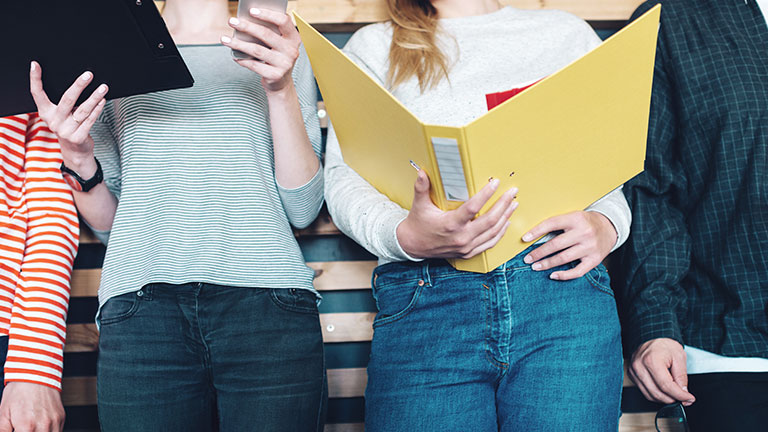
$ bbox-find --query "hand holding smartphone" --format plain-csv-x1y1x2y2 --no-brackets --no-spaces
231,0,289,60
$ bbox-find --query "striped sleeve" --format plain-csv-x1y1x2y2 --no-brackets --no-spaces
4,115,79,390
276,46,325,229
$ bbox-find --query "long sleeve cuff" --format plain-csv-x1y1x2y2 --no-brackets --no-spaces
277,166,325,229
391,217,425,263
4,344,64,391
585,186,631,252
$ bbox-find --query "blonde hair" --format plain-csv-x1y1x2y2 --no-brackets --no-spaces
386,0,450,92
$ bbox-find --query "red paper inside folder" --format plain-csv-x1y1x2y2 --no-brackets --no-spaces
485,79,543,110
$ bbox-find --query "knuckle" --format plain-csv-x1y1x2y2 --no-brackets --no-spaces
445,221,460,234
454,234,471,248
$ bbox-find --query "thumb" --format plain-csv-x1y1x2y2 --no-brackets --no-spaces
0,414,12,432
411,170,432,207
669,356,694,401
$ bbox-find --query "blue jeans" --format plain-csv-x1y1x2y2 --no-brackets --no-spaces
365,248,623,431
97,283,326,432
0,335,6,399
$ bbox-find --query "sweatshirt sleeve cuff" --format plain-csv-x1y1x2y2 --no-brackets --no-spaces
585,187,631,252
386,216,424,263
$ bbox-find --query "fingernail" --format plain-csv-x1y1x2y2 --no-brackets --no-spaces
532,263,542,271
522,233,533,242
30,61,36,71
229,17,240,26
510,201,519,210
550,273,560,280
221,35,232,43
81,71,92,81
97,84,107,94
250,8,261,15
682,386,689,392
509,187,519,196
523,255,532,264
490,179,500,188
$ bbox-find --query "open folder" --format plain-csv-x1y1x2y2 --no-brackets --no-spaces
296,5,661,273
0,0,193,117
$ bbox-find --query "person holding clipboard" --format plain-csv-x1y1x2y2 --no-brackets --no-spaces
323,0,631,430
29,0,325,430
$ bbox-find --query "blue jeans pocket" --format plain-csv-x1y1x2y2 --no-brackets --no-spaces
371,266,425,328
269,288,319,315
99,291,141,326
583,263,614,297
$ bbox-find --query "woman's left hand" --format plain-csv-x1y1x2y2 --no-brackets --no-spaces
521,211,617,281
221,8,301,93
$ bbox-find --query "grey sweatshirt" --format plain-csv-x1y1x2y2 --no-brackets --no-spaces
325,6,631,264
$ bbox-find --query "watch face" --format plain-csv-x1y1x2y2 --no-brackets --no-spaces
63,173,84,192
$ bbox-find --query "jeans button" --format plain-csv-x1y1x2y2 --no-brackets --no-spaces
136,290,144,297
417,280,425,287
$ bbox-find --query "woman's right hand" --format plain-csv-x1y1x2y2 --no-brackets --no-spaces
29,61,109,171
396,170,519,259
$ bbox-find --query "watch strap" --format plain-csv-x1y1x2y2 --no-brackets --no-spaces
60,157,104,193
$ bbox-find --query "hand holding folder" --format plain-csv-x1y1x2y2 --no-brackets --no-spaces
397,171,520,261
296,6,661,273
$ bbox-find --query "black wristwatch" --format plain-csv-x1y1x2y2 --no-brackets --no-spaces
60,157,104,192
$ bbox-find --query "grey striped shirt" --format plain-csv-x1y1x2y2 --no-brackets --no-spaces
90,44,323,309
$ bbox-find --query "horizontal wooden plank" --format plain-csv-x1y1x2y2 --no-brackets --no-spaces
71,260,375,298
153,0,640,25
66,312,375,353
290,0,643,24
320,312,374,343
325,424,364,432
70,269,101,298
327,367,367,398
64,323,99,353
309,261,376,291
618,412,657,432
61,377,97,407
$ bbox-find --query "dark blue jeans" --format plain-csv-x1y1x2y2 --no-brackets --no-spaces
365,247,623,431
97,283,326,432
0,335,6,399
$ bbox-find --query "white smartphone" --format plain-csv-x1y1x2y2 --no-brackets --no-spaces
231,0,289,60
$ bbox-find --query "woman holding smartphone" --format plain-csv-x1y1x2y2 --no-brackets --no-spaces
30,0,325,430
325,0,630,430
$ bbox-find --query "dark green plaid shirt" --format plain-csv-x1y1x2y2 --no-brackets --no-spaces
615,0,768,357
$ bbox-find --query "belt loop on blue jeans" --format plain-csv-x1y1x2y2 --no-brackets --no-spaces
139,284,154,301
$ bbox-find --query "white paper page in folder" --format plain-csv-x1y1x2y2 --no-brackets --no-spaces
431,137,470,202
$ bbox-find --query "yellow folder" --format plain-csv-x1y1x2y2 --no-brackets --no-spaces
295,5,660,273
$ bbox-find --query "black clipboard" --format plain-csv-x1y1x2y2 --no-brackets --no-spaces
0,0,194,118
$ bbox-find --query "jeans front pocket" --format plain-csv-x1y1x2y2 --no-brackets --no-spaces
371,267,425,328
98,291,142,326
584,263,614,297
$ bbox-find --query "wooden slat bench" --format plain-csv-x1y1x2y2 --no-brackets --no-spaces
62,1,662,431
